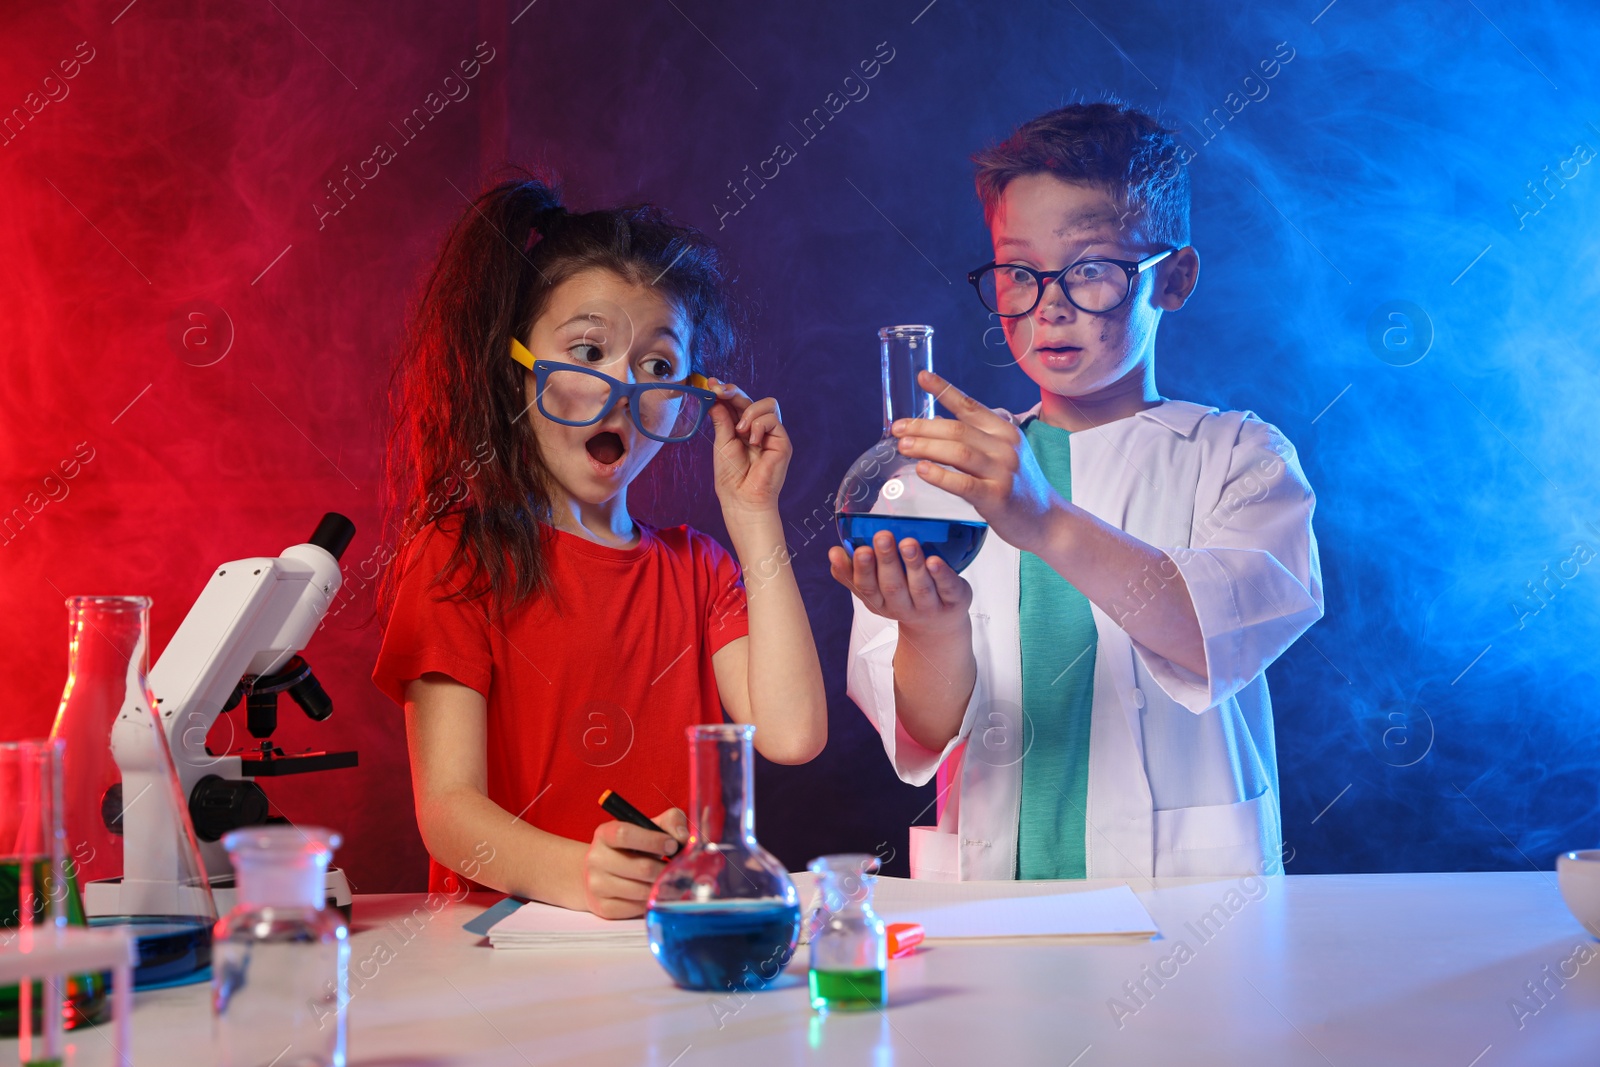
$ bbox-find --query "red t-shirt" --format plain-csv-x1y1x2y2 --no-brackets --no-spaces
371,518,748,894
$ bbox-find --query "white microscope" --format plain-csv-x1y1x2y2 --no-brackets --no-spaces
83,512,360,921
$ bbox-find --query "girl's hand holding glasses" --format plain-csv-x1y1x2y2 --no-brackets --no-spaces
704,378,791,521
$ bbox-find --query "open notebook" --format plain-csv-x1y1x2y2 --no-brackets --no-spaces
478,873,1158,949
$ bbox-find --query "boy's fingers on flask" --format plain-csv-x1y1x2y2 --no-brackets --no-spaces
897,538,943,609
913,459,985,509
915,369,1012,432
870,530,914,614
926,554,974,609
895,415,1017,466
844,545,881,599
898,433,998,481
827,545,880,607
826,545,851,586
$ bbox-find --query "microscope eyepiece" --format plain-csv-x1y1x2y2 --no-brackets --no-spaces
308,512,356,560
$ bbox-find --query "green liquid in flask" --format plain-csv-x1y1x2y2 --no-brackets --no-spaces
809,967,886,1011
0,857,110,1036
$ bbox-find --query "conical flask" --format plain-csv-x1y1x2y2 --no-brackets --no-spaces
646,724,799,992
48,595,216,985
834,325,988,572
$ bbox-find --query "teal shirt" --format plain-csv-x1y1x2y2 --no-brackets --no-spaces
1016,418,1097,880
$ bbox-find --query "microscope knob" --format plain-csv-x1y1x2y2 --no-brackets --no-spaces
101,783,124,835
189,774,271,842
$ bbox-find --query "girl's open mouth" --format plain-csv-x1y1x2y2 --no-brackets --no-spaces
585,430,626,470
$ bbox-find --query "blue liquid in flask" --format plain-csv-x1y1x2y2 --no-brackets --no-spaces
647,900,801,992
835,513,988,574
92,915,213,987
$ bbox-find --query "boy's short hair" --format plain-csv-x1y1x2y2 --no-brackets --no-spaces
973,102,1190,248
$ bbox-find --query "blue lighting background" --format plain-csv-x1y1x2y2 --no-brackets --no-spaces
555,0,1600,876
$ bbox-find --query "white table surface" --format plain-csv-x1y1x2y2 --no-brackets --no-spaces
7,872,1597,1066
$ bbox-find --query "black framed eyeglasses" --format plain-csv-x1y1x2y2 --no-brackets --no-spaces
527,357,716,443
967,248,1175,317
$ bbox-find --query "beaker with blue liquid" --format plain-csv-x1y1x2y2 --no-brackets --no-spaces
646,724,800,992
834,325,988,572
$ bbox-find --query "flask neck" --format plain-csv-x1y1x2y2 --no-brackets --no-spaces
53,597,152,734
235,857,326,910
686,725,757,847
879,326,935,436
808,855,881,917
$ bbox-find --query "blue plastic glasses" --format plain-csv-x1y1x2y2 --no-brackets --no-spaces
527,357,717,444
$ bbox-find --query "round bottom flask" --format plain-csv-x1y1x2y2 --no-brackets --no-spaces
646,724,799,993
834,326,987,573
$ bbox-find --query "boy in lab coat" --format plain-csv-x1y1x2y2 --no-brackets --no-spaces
830,102,1323,881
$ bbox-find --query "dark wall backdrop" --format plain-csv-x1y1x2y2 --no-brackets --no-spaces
3,0,1597,890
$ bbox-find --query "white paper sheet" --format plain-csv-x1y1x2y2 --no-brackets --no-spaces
486,900,645,949
484,874,1158,949
801,873,1159,943
877,885,1157,941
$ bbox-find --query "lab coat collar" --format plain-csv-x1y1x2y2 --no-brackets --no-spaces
1137,399,1219,438
1012,398,1220,439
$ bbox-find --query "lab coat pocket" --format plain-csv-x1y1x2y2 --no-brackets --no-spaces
908,826,960,882
1153,789,1277,878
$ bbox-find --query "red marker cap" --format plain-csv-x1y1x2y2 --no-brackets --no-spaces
886,922,924,959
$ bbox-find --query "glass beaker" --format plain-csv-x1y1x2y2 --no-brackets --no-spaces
0,738,109,1040
806,854,887,1012
646,724,800,992
213,826,348,1067
49,595,217,985
834,325,988,572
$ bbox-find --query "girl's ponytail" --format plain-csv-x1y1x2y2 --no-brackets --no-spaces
380,172,566,617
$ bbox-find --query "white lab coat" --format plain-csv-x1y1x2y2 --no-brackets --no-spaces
846,399,1323,881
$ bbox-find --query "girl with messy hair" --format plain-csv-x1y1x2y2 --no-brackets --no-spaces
374,172,826,916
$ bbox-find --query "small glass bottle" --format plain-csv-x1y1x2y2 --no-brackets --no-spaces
834,325,988,572
213,826,348,1067
807,854,887,1012
646,724,800,992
